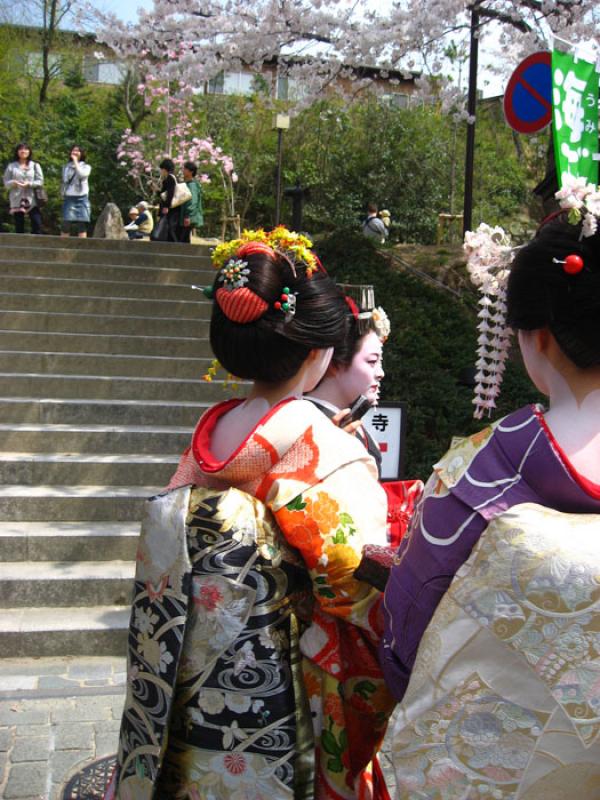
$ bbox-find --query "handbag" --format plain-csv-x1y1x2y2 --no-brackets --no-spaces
150,215,169,242
161,181,192,209
33,187,48,207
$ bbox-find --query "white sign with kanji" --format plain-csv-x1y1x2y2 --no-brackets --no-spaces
363,403,405,480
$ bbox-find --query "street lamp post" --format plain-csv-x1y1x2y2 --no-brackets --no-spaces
463,2,480,236
273,114,290,226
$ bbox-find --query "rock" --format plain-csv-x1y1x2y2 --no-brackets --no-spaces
93,203,127,239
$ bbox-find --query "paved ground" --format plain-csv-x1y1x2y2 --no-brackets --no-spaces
0,657,396,799
0,658,125,800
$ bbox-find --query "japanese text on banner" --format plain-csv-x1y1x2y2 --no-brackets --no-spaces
552,49,599,187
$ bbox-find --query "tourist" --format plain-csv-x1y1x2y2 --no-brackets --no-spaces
178,160,203,243
3,142,44,234
61,145,91,238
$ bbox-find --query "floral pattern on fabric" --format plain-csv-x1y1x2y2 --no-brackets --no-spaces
393,672,550,799
113,486,314,800
450,505,600,748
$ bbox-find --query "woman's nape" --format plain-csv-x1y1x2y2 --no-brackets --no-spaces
508,219,600,483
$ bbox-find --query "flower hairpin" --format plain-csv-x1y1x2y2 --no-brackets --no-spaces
274,287,297,320
371,307,391,342
217,258,250,290
555,176,600,239
464,224,515,420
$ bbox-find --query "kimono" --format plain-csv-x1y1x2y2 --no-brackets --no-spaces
381,405,600,799
110,397,395,800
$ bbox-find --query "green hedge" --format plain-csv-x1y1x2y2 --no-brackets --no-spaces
316,229,541,479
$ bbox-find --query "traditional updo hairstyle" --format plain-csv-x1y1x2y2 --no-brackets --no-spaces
506,219,600,369
330,285,377,370
209,245,348,383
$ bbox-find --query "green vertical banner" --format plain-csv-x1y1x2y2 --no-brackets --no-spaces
552,49,599,187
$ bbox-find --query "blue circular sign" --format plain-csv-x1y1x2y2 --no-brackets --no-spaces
504,52,552,134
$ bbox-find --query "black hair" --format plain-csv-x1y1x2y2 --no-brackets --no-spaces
210,250,347,382
331,308,363,369
14,143,32,163
70,144,87,161
159,158,175,172
183,161,197,176
506,219,600,368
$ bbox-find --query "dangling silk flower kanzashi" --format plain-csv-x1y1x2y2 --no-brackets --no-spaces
464,224,514,420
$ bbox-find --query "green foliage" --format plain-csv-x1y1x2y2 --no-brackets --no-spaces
316,229,541,479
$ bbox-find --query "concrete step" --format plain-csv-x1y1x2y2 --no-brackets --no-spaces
0,258,215,286
0,560,135,607
0,521,139,561
0,330,212,358
0,290,201,318
0,485,157,522
0,453,179,486
0,372,235,401
0,604,129,657
0,231,213,259
2,273,213,302
0,398,208,426
0,248,212,272
0,351,212,380
0,423,191,454
0,310,210,337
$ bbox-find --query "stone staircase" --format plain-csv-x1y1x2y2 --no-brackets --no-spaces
0,233,225,658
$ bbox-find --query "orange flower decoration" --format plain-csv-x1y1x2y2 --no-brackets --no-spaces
304,492,340,535
284,519,323,569
323,693,345,727
303,669,321,698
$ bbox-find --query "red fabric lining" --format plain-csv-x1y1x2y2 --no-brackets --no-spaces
191,396,297,473
533,406,600,499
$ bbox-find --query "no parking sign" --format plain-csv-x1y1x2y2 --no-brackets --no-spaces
504,51,552,134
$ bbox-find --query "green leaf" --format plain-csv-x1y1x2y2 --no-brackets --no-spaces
321,729,342,756
286,495,306,511
332,529,347,544
315,575,327,584
338,512,355,526
327,756,344,773
354,680,377,699
317,587,336,598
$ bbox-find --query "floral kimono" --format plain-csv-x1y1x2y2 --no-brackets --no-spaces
110,397,395,800
381,405,600,799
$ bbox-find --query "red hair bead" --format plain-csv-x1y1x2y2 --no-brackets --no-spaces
563,254,584,275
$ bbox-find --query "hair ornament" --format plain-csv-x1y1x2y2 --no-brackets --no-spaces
553,253,585,275
191,284,214,299
215,287,268,324
210,226,321,278
338,284,390,342
202,357,241,394
464,224,515,420
217,257,250,290
274,287,297,320
554,176,600,240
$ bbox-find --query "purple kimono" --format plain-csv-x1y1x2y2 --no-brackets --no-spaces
381,404,600,701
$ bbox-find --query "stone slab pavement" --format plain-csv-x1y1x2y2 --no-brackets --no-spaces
0,656,397,799
0,657,125,800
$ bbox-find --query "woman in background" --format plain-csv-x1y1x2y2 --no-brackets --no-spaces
178,160,203,243
3,142,44,234
61,144,91,238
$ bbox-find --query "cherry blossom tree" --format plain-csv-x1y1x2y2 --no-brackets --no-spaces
94,0,599,110
117,78,237,219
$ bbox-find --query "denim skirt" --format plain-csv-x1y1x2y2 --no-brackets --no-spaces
63,195,91,223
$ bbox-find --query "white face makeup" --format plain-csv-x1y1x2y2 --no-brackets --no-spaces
335,331,384,407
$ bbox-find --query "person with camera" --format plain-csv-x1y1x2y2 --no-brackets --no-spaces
61,144,92,238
